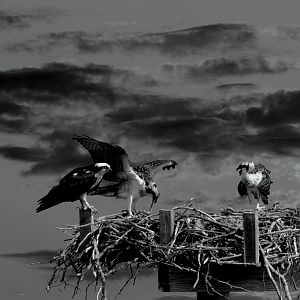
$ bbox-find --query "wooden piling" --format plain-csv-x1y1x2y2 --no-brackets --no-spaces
158,209,175,292
79,208,93,242
243,211,259,264
158,209,263,299
296,206,300,252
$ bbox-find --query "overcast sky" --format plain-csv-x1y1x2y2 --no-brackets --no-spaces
1,1,300,299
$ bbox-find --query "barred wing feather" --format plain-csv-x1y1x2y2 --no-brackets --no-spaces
134,159,177,180
73,135,131,180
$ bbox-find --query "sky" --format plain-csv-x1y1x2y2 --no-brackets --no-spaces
1,1,300,299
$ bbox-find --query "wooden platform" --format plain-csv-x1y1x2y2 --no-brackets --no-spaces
159,262,275,293
157,208,300,299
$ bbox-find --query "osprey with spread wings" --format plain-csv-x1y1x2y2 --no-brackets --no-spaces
73,135,177,215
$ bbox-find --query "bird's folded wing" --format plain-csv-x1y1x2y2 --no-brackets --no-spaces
134,159,177,180
60,167,97,187
237,180,248,196
257,175,273,196
72,135,131,180
255,164,271,175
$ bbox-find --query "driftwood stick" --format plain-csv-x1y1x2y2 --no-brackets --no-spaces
259,245,283,300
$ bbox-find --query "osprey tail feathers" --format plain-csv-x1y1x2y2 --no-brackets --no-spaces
260,194,269,205
36,186,69,212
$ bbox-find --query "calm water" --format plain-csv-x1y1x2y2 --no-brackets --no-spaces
1,252,297,300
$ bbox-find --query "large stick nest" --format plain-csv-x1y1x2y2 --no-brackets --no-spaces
47,205,300,300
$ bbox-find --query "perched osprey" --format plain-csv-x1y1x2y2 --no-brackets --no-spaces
36,163,111,213
72,135,177,216
236,162,273,209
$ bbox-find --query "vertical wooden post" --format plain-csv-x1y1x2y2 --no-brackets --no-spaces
243,211,259,264
79,208,93,242
158,209,175,292
296,206,300,252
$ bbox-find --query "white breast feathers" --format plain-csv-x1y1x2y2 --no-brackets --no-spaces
243,172,263,186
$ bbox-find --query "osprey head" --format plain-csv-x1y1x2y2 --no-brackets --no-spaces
94,163,112,172
145,181,160,204
236,161,255,175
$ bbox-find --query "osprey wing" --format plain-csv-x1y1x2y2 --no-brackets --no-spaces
36,165,98,213
134,159,177,180
60,165,99,188
237,180,248,197
73,135,131,180
257,174,273,204
254,163,271,175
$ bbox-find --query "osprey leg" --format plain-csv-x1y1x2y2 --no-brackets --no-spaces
128,195,133,216
256,193,265,210
128,195,135,216
131,198,138,215
247,191,253,208
80,194,97,214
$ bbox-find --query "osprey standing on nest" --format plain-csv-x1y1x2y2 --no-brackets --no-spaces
236,162,273,209
36,163,111,213
73,135,177,216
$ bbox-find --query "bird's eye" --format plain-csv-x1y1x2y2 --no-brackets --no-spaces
153,183,157,188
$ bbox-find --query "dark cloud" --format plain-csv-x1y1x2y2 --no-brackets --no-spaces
23,131,92,176
117,23,257,56
0,11,36,29
1,60,300,176
0,129,93,176
0,63,116,100
105,97,200,123
0,95,29,133
8,23,257,56
246,90,300,127
161,56,289,80
216,83,257,90
0,9,57,30
106,89,300,167
0,145,47,162
0,117,28,133
0,97,29,116
0,94,29,133
0,63,158,107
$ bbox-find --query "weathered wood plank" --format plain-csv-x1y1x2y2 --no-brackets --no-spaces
79,208,93,242
167,263,275,292
159,209,175,245
243,211,259,264
296,206,300,252
158,209,175,292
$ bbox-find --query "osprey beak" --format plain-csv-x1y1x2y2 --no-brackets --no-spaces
236,165,242,171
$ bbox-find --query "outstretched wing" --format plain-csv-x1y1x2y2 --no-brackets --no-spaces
73,135,131,180
134,159,177,180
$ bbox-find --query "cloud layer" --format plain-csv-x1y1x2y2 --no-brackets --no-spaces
7,23,257,56
0,61,300,177
0,22,300,184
